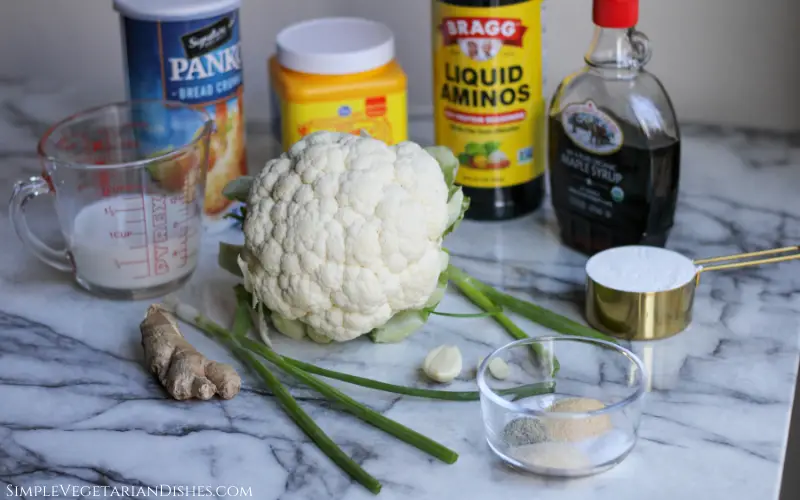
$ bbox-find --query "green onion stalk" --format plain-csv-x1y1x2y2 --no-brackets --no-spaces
231,343,381,494
165,298,460,494
167,295,554,493
447,266,561,374
447,266,618,344
172,300,381,493
228,286,552,402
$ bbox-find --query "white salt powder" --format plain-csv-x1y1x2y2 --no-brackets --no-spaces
510,442,592,470
586,245,697,293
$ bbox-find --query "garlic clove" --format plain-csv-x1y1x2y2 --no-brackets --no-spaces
488,357,510,380
423,345,462,383
476,356,510,380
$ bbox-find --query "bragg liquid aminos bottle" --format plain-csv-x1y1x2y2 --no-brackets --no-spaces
548,0,681,255
432,0,546,221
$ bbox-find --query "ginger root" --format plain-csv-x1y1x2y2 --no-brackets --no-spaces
140,304,241,400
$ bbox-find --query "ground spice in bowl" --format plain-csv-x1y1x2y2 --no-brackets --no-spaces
501,396,615,471
502,417,547,447
544,397,613,442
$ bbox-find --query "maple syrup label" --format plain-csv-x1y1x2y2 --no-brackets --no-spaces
561,100,624,155
433,0,545,188
548,111,682,254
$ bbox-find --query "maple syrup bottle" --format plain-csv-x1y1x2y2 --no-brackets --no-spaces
548,0,681,255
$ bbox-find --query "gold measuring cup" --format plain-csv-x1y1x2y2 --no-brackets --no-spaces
585,246,800,341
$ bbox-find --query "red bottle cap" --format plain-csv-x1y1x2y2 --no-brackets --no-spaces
593,0,639,29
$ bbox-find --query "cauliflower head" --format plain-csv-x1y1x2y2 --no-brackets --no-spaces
240,131,452,342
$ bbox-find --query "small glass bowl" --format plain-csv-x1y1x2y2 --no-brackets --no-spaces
477,336,647,477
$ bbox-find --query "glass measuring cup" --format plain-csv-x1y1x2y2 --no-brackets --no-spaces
9,100,213,300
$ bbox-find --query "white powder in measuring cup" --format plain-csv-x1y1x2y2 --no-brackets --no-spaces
69,195,201,290
586,245,697,293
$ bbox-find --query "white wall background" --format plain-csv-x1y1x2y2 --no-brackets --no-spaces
1,0,798,130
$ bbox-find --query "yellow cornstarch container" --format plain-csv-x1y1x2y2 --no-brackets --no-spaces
269,17,408,150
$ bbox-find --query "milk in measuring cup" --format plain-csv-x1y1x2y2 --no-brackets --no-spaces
69,194,201,290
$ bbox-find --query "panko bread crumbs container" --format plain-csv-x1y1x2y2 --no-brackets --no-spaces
269,17,408,150
114,0,248,233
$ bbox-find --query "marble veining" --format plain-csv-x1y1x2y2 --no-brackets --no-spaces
1,78,799,499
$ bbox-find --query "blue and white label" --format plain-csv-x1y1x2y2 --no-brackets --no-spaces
120,8,248,232
123,12,243,105
561,100,623,155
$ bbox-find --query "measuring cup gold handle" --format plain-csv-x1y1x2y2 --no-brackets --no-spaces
696,246,800,274
9,176,73,272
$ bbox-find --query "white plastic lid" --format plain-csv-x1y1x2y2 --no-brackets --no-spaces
113,0,241,22
276,17,395,75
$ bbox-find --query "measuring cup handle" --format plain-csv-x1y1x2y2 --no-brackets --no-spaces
8,176,73,272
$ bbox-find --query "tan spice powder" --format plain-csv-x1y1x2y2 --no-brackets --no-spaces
544,397,612,442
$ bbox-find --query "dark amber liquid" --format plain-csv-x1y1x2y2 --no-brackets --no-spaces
461,178,543,221
548,115,681,255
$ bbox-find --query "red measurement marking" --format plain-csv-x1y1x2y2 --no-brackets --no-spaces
141,194,152,276
98,171,111,196
175,221,193,268
179,248,198,268
154,246,170,275
105,206,141,215
150,196,170,276
102,184,145,197
115,259,147,268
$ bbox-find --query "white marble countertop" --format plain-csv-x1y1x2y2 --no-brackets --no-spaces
1,78,799,500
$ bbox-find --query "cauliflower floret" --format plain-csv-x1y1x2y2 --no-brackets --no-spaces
242,131,450,342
